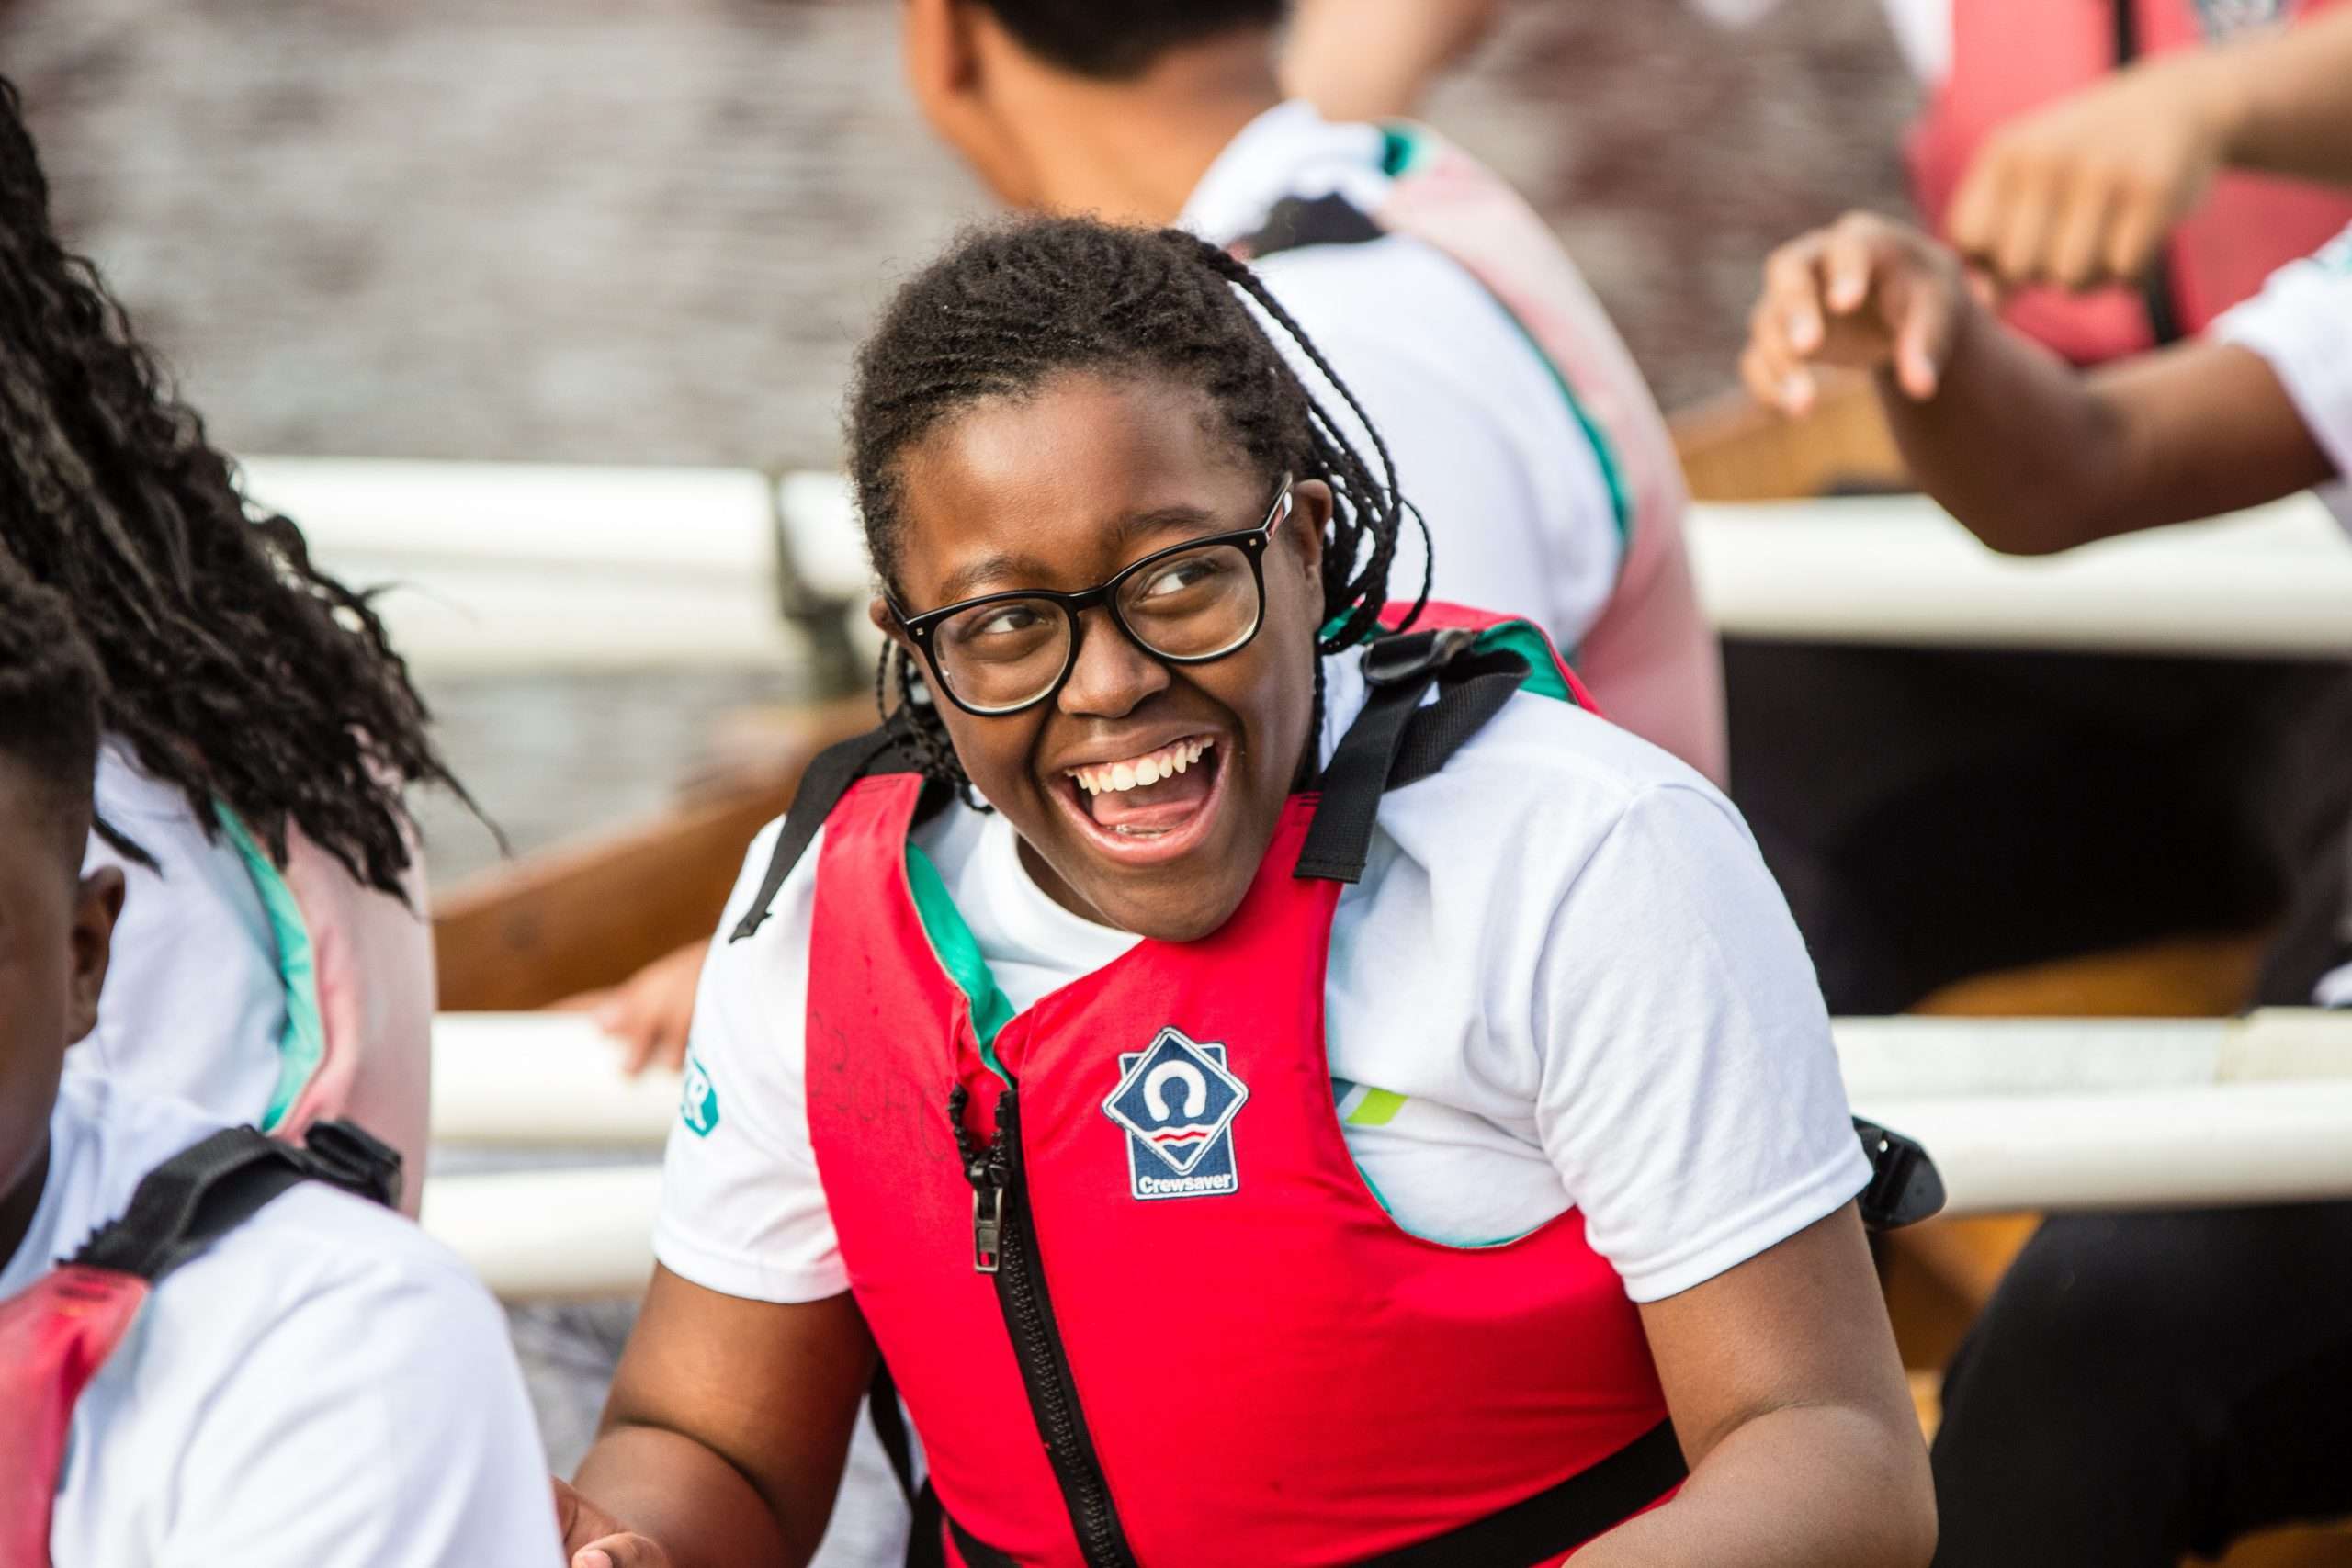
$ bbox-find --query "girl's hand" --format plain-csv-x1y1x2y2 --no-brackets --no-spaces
552,1478,673,1568
1946,50,2238,294
557,938,710,1077
1742,212,1981,416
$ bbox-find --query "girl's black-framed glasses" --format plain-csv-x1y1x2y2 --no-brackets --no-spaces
889,473,1295,716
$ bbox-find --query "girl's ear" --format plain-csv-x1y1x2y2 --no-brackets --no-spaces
66,865,124,1048
868,596,911,651
1285,479,1332,590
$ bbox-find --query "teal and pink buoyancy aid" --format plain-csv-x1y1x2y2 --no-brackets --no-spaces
735,604,1688,1567
1232,127,1727,789
1909,0,2352,364
0,1122,401,1566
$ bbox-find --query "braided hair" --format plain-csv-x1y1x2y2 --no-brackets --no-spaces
0,78,464,894
0,555,105,867
846,215,1427,805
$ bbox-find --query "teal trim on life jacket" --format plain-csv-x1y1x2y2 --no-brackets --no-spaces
1340,616,1577,703
904,841,1015,1081
1377,123,1425,179
213,807,325,1132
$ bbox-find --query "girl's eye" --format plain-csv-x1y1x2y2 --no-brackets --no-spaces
974,605,1039,637
1138,557,1219,600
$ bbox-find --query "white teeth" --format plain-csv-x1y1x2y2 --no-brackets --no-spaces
1069,737,1216,796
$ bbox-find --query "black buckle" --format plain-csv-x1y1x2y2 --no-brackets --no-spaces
1362,626,1476,689
1853,1118,1945,1231
299,1119,405,1211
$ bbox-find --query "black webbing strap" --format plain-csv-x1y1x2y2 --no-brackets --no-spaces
1295,627,1532,885
1238,191,1387,260
69,1120,401,1283
731,722,922,943
2110,0,2187,345
1356,1420,1687,1568
872,1361,918,1506
938,1420,1683,1568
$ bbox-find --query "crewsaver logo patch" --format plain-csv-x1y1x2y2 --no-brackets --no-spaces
1102,1027,1248,1201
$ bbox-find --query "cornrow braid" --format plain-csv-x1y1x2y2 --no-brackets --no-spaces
0,78,471,895
846,215,1429,800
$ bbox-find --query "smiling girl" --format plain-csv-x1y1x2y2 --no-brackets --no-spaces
560,217,1932,1568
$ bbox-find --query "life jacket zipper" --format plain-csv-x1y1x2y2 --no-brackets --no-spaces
951,1083,1139,1568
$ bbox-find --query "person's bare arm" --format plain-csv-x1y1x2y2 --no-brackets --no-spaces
1280,0,1502,123
1743,212,2336,554
1948,7,2352,294
558,1268,876,1568
1576,1205,1934,1568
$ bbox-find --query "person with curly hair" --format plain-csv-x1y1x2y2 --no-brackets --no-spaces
0,77,465,1205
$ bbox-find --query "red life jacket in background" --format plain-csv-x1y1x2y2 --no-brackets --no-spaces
736,604,1680,1568
0,1122,400,1566
1909,0,2352,364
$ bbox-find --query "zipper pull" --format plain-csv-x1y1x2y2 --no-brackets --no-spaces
971,1171,1006,1274
950,1082,1010,1275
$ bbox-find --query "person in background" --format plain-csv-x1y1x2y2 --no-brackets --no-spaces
583,0,1727,1076
1285,0,2352,1014
0,78,462,1204
0,563,562,1568
1743,207,2352,1566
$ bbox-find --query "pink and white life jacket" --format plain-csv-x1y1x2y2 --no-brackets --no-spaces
1234,128,1728,788
216,816,434,1217
0,1122,401,1566
1909,0,2352,364
735,604,1685,1567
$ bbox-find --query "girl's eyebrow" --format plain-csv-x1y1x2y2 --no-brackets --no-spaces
930,505,1226,605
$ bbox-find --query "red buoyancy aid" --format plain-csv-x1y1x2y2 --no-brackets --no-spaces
1909,0,2352,364
789,604,1683,1567
0,1121,400,1566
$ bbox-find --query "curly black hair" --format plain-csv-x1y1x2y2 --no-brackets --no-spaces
846,215,1426,804
975,0,1285,79
0,555,105,867
0,78,465,895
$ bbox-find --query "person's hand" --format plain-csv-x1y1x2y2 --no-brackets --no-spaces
553,1477,673,1568
558,939,710,1077
1743,212,1983,416
1945,49,2243,293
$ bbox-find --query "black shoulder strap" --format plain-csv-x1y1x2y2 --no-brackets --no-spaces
2109,0,2187,345
1295,628,1537,885
69,1119,402,1284
729,720,928,943
1238,191,1387,262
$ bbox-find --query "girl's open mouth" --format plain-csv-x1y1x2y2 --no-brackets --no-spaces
1052,734,1227,866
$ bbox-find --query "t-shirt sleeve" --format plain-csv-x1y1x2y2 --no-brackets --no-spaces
2212,225,2352,535
1531,783,1869,1303
650,818,851,1303
167,1251,562,1566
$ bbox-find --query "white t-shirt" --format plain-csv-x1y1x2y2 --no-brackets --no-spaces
2214,224,2352,534
657,649,1868,1309
1179,102,1625,654
6,1074,562,1568
76,741,288,1125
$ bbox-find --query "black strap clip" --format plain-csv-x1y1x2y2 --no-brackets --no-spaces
1853,1118,1946,1231
1362,626,1477,689
297,1119,405,1211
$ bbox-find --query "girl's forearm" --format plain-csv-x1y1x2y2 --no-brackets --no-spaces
1574,1403,1935,1568
571,1423,800,1568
